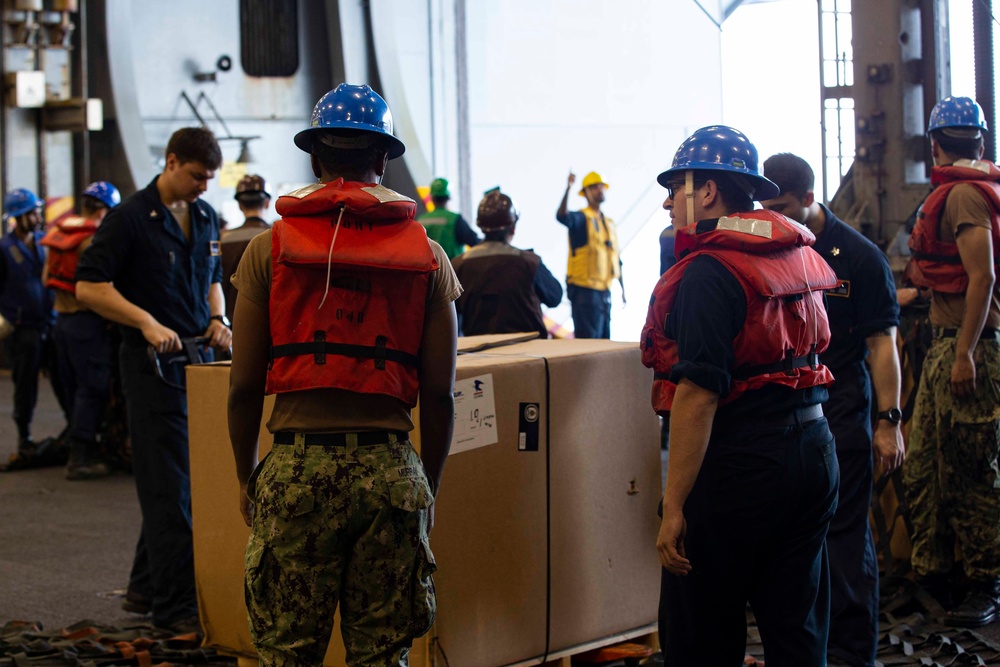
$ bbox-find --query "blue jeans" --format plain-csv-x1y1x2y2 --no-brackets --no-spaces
568,285,611,339
659,416,840,666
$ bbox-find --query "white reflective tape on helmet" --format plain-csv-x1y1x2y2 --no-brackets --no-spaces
685,171,695,229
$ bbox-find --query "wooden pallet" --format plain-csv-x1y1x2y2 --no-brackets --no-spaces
234,626,658,667
503,624,659,667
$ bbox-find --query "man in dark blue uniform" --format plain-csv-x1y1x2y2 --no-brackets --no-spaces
76,127,232,634
643,127,840,666
0,188,60,455
763,153,905,667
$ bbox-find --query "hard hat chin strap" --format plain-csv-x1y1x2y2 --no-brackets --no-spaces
685,170,696,226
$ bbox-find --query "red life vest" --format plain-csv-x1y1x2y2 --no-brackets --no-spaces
640,210,838,413
39,216,99,294
266,179,439,407
906,160,1000,294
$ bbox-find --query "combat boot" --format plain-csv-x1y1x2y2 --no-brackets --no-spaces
945,579,1000,627
65,437,111,480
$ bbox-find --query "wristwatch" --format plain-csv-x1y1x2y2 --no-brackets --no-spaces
210,314,231,328
877,407,902,425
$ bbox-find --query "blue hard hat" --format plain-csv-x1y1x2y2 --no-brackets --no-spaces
657,125,780,201
293,83,405,159
4,188,42,218
82,181,121,209
928,96,989,134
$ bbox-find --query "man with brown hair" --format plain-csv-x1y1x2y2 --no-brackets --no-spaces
762,153,903,666
77,126,232,634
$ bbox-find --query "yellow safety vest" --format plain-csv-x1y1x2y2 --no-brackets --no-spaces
566,208,620,291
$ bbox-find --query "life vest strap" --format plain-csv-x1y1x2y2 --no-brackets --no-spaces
270,333,419,370
734,349,820,380
49,269,75,283
911,250,1000,267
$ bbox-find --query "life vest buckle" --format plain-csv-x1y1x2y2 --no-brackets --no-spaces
313,330,326,365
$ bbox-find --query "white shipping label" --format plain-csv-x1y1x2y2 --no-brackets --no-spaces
451,374,499,454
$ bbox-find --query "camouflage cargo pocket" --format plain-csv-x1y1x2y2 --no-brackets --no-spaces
386,465,434,512
952,342,1000,426
244,536,275,642
410,537,438,637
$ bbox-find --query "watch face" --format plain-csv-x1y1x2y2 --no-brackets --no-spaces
882,407,902,424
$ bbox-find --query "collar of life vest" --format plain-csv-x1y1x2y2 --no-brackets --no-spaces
275,178,417,221
931,159,1000,187
54,215,99,233
674,209,817,259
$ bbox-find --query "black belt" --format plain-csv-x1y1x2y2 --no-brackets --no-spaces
272,430,408,447
933,326,1000,340
729,404,824,428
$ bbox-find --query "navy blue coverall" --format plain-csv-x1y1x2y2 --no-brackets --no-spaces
813,205,900,667
0,230,61,444
659,255,840,667
76,177,222,628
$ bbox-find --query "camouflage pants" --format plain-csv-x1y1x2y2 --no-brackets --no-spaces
245,433,436,667
903,337,1000,581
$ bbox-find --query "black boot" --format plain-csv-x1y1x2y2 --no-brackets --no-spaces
65,437,110,480
945,579,1000,627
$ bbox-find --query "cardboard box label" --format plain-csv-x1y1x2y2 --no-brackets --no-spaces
452,374,498,454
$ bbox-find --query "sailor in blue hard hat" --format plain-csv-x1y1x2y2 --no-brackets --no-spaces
81,181,121,210
657,124,780,229
0,187,58,454
644,125,840,665
293,82,406,161
231,83,460,666
41,180,121,480
4,187,43,221
903,95,1000,629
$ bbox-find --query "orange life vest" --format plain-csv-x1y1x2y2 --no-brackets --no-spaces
906,160,1000,294
266,180,439,406
39,216,99,295
640,210,838,413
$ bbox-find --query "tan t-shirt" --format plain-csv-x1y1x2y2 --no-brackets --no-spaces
929,183,1000,328
231,229,462,434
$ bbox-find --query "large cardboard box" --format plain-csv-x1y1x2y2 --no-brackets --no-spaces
187,337,660,666
430,339,662,665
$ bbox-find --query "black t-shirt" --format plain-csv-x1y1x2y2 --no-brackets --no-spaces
665,254,828,420
812,205,900,373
